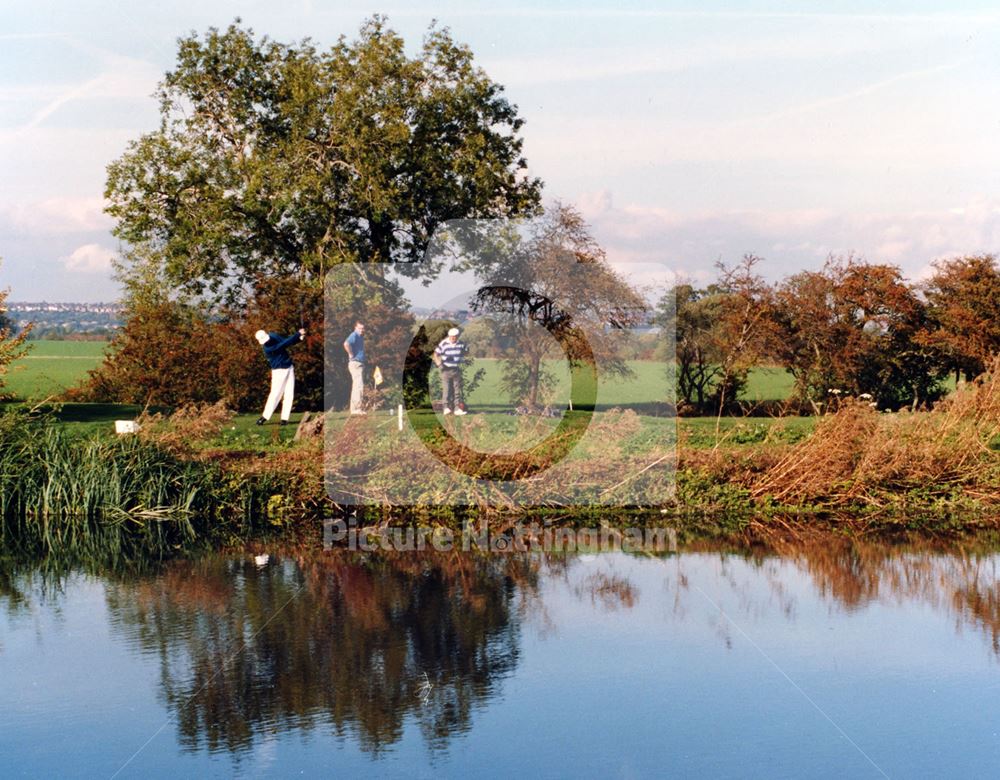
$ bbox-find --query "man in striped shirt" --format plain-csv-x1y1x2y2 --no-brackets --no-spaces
435,327,468,415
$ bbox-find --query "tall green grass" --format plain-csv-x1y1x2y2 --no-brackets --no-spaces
0,408,292,556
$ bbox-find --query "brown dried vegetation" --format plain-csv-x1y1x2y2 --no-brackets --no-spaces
747,357,1000,509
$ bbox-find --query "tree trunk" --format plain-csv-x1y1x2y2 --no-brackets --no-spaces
528,354,540,407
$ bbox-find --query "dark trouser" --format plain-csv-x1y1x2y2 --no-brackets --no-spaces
441,367,463,410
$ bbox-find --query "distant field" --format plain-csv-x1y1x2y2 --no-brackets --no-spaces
2,340,107,399
2,345,801,407
459,358,668,411
741,366,796,403
461,359,795,410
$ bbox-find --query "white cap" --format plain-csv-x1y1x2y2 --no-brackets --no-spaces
254,330,269,345
447,327,460,336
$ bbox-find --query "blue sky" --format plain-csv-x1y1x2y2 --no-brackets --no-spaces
2,1,1000,301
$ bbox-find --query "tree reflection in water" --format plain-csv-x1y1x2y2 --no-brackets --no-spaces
103,552,539,755
671,537,1000,655
787,539,1000,654
6,536,1000,759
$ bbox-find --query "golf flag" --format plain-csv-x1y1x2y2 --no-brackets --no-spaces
373,366,383,387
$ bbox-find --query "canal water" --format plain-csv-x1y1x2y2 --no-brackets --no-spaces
2,540,999,778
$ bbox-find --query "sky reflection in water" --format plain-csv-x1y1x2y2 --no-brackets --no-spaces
2,540,999,778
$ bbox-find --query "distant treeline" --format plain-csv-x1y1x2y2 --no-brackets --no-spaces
662,253,1000,414
24,329,117,341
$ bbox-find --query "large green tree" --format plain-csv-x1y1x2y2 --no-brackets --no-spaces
95,17,542,408
106,17,542,305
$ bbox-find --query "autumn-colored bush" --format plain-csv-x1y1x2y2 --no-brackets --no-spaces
0,264,31,398
72,281,323,412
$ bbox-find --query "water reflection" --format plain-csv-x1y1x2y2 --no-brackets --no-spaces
779,539,1000,653
705,538,1000,654
0,567,29,614
104,539,1000,756
103,553,541,754
573,568,639,610
653,539,1000,657
4,534,1000,772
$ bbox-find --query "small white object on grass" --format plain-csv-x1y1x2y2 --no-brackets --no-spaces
398,404,403,431
114,420,140,435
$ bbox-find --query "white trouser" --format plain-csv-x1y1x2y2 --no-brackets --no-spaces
348,360,364,412
262,366,295,421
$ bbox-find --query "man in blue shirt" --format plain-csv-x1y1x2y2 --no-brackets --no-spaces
343,321,366,415
434,327,468,415
254,328,306,426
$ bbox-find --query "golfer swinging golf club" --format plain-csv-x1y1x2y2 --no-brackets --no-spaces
255,328,306,426
435,326,468,415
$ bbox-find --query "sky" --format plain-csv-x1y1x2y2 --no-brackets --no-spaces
2,1,1000,302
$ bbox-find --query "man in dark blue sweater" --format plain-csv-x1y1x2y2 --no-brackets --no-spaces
255,328,306,426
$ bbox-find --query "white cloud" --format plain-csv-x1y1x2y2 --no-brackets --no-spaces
575,194,1000,286
62,243,116,273
0,196,112,234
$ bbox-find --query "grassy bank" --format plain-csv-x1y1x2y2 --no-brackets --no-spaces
0,407,309,558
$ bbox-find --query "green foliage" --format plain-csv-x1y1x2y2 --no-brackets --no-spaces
674,468,755,517
106,17,542,306
679,416,814,448
99,18,541,410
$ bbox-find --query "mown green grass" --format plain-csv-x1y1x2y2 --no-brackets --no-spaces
323,407,811,456
2,340,106,400
0,403,302,453
741,366,796,402
2,343,815,449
